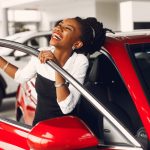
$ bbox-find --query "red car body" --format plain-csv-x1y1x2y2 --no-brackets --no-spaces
0,31,150,149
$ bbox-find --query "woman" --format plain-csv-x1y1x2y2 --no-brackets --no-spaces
0,17,107,125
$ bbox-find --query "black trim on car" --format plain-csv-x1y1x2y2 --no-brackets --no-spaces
126,43,150,105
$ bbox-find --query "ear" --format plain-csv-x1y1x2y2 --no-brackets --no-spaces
73,41,83,49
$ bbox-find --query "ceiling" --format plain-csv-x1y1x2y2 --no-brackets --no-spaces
1,0,149,10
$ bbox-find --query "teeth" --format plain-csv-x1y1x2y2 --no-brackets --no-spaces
52,33,62,40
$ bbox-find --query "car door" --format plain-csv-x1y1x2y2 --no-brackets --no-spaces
77,51,146,149
0,39,143,150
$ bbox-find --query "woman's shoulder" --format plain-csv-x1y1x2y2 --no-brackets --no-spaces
74,53,89,66
76,53,88,62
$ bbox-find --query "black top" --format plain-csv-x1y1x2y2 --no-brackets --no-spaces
33,74,64,125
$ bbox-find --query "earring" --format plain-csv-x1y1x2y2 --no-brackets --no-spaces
72,46,75,50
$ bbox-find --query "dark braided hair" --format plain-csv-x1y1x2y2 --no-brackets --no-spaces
74,17,108,55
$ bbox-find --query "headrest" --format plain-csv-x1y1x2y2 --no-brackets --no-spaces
88,54,118,85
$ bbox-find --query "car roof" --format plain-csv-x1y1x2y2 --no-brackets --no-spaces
103,30,150,55
106,29,150,41
104,29,150,57
4,31,51,43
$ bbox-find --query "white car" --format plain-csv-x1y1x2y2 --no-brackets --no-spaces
0,31,51,106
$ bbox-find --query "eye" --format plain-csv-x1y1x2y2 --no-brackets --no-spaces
64,26,74,31
65,27,72,30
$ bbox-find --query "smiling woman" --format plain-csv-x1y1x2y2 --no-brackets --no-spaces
0,16,107,126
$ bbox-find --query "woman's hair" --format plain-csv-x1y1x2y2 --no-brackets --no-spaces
74,17,108,55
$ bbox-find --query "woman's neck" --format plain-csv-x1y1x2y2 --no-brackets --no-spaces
54,48,73,67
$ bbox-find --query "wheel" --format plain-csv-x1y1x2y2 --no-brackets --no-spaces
0,74,7,107
0,89,4,107
16,107,24,123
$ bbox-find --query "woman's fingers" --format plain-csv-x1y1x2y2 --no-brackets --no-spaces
38,51,45,63
38,50,56,63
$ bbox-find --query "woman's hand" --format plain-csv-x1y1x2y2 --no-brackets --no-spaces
38,50,59,65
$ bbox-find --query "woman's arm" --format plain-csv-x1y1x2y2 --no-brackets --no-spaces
0,56,37,83
57,55,89,114
55,71,70,102
0,56,18,78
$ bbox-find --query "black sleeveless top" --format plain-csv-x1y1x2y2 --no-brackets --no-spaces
33,74,64,125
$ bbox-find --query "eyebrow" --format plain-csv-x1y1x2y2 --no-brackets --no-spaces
61,21,75,30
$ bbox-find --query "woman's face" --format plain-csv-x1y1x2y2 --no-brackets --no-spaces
50,18,82,50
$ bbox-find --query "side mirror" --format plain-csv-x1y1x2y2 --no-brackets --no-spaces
27,116,98,150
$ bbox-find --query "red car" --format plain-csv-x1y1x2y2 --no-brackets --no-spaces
0,30,150,149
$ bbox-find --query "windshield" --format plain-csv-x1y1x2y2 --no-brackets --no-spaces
127,43,150,102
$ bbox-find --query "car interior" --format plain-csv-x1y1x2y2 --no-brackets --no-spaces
75,52,148,148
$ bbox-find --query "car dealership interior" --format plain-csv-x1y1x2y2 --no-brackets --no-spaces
0,0,150,150
0,0,150,37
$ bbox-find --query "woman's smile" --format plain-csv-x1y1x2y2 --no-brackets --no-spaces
52,32,63,41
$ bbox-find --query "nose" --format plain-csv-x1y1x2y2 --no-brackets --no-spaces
53,25,62,32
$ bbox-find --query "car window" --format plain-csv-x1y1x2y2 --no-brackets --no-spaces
25,36,50,49
79,52,145,147
127,43,150,104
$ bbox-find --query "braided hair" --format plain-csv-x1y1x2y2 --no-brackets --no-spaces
74,17,108,55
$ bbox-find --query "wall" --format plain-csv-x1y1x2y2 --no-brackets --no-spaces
0,0,96,36
96,1,120,32
38,0,96,31
43,0,95,22
0,9,41,37
133,1,150,22
8,10,41,22
120,1,133,31
120,1,150,31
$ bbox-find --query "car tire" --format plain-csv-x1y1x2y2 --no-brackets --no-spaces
16,107,24,123
0,74,7,107
0,89,4,107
